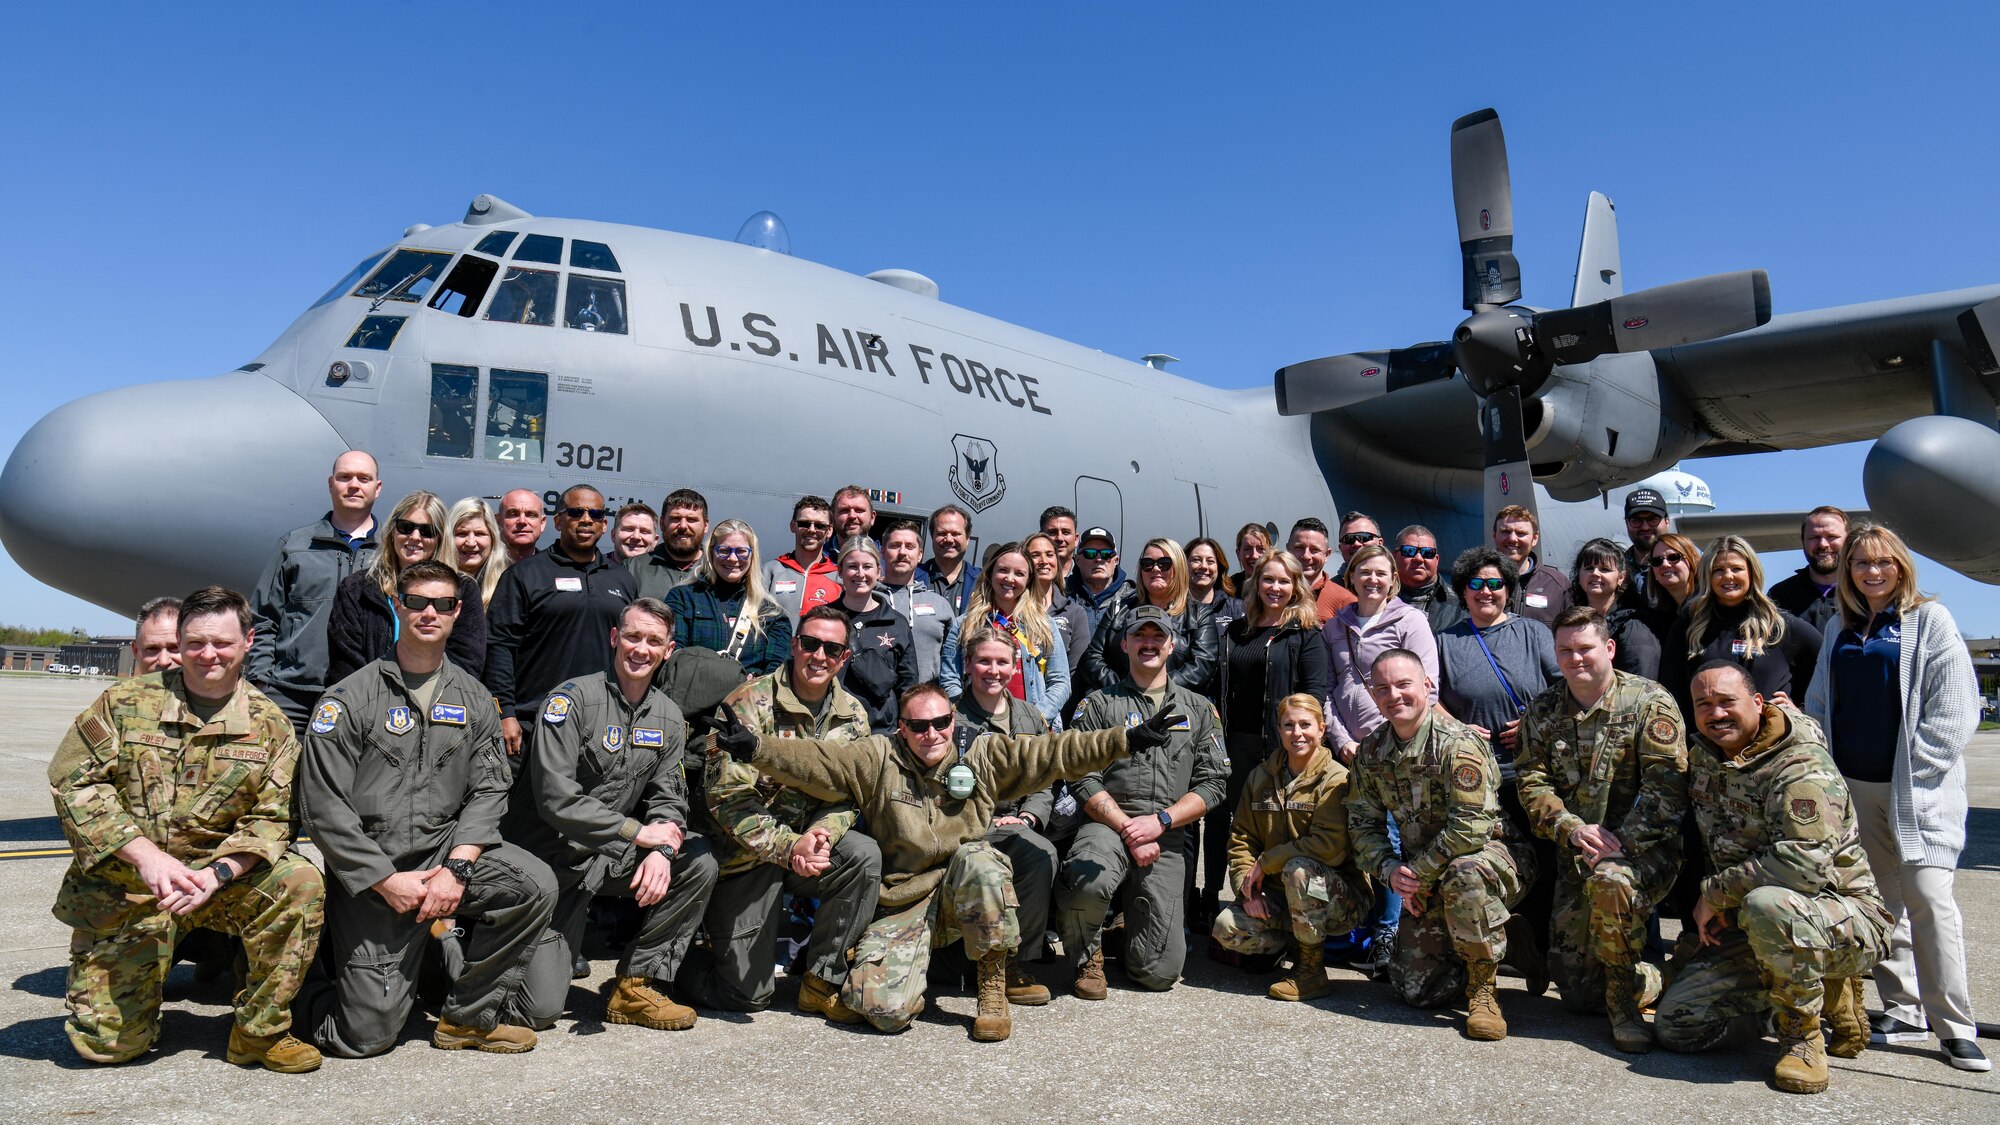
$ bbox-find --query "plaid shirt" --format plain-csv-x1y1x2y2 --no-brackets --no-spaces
663,579,793,675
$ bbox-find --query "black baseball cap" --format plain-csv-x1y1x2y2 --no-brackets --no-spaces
1080,526,1116,548
1624,488,1668,519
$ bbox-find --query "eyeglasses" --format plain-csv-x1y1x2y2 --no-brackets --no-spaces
1464,577,1506,592
1079,547,1116,560
1397,545,1439,560
1648,553,1687,569
1339,532,1380,546
796,634,851,659
1136,557,1173,572
393,518,440,540
398,593,459,612
794,519,830,531
899,714,953,734
712,546,751,560
562,507,609,520
1849,557,1900,573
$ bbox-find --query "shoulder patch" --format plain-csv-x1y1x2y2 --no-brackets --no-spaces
1790,797,1819,824
1647,716,1679,744
1452,762,1482,793
309,700,342,734
78,713,113,746
542,694,574,725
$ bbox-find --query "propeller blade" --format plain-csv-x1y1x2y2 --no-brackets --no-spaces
1538,269,1773,365
1452,108,1521,310
1273,343,1455,416
1481,383,1537,532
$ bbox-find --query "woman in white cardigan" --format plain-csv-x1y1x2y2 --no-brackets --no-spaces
1803,524,1987,1072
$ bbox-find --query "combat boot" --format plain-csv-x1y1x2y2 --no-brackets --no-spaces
606,976,698,1031
1604,967,1654,1053
225,1026,322,1073
797,973,863,1024
1269,941,1334,1002
433,1017,538,1053
1006,959,1051,1006
1072,948,1109,1001
1774,1013,1830,1094
972,952,1012,1042
1822,977,1867,1059
1463,960,1507,1041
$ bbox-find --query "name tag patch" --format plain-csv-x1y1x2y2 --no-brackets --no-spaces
310,700,343,734
1730,640,1749,657
431,703,468,726
1524,593,1549,608
632,727,664,748
773,581,798,593
914,603,936,616
554,576,584,592
385,707,415,735
603,724,625,753
542,694,573,725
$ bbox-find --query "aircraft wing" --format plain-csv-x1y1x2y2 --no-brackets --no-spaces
1675,509,1876,555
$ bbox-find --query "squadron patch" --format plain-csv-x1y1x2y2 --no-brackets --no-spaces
632,727,665,748
603,724,626,753
1790,797,1819,823
430,703,467,726
542,694,573,725
309,700,342,735
1126,711,1143,729
1452,763,1482,793
1647,717,1679,744
385,707,415,735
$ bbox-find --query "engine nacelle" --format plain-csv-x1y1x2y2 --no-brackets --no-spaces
1863,415,2000,584
1524,352,1709,501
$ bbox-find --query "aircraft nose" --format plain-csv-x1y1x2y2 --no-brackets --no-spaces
0,371,351,613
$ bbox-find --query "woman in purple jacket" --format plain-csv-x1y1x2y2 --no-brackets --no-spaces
1321,544,1438,761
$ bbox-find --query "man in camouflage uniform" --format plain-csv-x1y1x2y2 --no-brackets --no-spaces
505,597,718,1032
713,683,1182,1041
1656,662,1890,1094
1515,606,1688,1051
1058,609,1228,997
297,563,555,1056
680,606,880,1017
1347,649,1534,1040
48,586,324,1071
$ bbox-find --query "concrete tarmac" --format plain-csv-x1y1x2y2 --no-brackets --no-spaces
1,674,1995,1122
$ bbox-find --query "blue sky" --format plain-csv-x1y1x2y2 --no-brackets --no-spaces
3,3,1998,634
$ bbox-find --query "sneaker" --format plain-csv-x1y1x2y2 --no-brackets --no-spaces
1943,1038,1992,1072
1870,1012,1929,1044
1368,925,1397,981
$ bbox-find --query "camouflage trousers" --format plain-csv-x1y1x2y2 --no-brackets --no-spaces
1656,885,1891,1053
1548,847,1680,1014
55,852,325,1064
1390,839,1535,1009
842,840,1018,1032
1212,856,1371,954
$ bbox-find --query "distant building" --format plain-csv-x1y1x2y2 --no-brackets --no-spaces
0,644,61,672
1969,638,1998,716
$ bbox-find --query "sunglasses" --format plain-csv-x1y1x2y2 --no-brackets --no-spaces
1136,557,1174,572
1339,532,1381,546
1648,553,1687,569
1079,547,1116,560
393,518,440,540
1464,577,1506,592
712,546,752,560
796,634,851,659
562,506,609,520
398,593,460,612
1397,545,1439,560
794,519,830,531
899,714,953,734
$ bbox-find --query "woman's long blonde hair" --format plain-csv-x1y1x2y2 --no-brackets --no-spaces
961,541,1055,654
447,496,508,606
1242,550,1319,632
367,491,452,598
1834,523,1934,627
698,518,782,639
1138,537,1189,615
1685,535,1785,659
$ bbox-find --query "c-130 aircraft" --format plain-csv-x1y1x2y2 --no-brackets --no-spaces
4,108,2000,615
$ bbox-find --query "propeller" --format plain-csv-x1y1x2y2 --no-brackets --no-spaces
1275,108,1773,534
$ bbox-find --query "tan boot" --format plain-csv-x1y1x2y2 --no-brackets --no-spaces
606,976,698,1031
1268,941,1334,1002
225,1026,322,1073
1774,1013,1830,1094
433,1017,537,1053
1072,948,1108,1001
972,952,1012,1042
1822,977,1867,1059
1605,967,1655,1053
797,972,864,1024
1005,959,1051,1006
1463,960,1507,1041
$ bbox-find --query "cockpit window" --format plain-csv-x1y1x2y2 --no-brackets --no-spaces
570,240,620,272
353,249,453,303
565,275,628,334
485,369,548,463
513,234,563,264
344,315,407,350
427,364,478,459
311,251,387,309
483,267,558,326
430,255,500,317
474,231,518,257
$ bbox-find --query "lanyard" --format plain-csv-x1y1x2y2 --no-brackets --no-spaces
1472,621,1525,713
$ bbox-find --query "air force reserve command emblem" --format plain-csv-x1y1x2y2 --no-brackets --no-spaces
385,706,415,735
310,700,342,735
948,433,1006,513
603,724,625,753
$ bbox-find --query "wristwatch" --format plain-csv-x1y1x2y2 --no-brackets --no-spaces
210,858,238,887
441,858,477,884
1156,810,1174,831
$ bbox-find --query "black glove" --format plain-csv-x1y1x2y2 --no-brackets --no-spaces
711,706,758,762
1126,710,1184,753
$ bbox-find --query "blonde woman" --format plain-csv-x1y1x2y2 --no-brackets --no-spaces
447,496,508,607
1080,537,1219,697
1661,535,1821,716
1804,525,1988,1072
941,542,1069,725
663,518,791,675
326,490,486,684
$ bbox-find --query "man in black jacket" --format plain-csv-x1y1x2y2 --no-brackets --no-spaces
1768,506,1847,634
1394,525,1465,635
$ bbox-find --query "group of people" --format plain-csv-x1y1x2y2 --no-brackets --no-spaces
48,456,1988,1095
